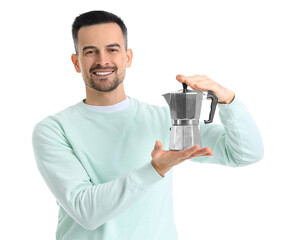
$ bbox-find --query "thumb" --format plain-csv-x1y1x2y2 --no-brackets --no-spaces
154,140,163,150
151,141,163,157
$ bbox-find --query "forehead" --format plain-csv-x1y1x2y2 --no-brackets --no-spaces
77,23,124,48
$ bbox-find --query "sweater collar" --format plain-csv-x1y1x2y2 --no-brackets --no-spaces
83,96,130,113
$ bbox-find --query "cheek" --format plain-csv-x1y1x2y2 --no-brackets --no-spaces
80,59,94,72
121,55,130,68
113,56,126,69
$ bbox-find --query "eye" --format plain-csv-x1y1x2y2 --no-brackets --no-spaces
109,48,118,53
84,49,98,56
86,50,95,55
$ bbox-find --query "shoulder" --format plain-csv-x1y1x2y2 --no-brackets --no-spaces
32,101,82,136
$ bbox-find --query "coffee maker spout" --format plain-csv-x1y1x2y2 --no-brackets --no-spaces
162,93,171,106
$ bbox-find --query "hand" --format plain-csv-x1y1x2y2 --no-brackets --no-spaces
176,74,235,104
151,141,214,177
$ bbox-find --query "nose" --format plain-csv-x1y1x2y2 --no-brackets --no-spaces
95,51,110,66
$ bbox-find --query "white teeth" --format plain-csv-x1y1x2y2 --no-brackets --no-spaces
94,71,113,75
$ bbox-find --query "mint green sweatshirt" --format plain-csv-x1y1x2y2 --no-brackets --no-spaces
32,96,263,240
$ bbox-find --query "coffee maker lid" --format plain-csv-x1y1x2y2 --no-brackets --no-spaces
169,89,202,94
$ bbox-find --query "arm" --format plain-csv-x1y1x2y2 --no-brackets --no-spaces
176,74,264,167
32,120,163,230
193,96,264,166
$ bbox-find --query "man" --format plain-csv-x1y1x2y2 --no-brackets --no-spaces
32,10,263,240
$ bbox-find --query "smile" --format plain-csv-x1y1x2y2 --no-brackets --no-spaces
94,71,114,75
92,70,115,78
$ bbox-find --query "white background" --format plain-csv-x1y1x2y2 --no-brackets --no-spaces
1,0,292,239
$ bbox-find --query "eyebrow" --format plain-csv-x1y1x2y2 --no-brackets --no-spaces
82,46,97,52
106,43,121,48
82,43,121,53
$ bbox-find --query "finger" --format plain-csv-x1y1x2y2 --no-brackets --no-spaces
187,76,210,87
177,151,214,164
177,74,199,82
176,75,209,92
188,146,212,156
179,145,201,159
176,74,187,83
193,151,214,158
189,148,214,158
176,74,203,82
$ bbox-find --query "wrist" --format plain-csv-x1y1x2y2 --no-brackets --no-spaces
151,160,168,177
218,90,235,104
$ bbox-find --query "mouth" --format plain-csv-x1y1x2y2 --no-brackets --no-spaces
91,69,115,79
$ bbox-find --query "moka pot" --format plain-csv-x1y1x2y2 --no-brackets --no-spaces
163,83,218,150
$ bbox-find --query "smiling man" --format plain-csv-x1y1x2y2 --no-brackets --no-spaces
32,10,263,240
71,23,132,102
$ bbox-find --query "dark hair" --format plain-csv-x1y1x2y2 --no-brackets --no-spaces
72,10,128,54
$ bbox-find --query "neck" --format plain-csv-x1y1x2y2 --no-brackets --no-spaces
84,83,127,106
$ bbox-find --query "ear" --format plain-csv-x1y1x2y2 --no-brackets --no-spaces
126,49,133,68
71,54,81,73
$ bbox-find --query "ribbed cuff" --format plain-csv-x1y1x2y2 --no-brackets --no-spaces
131,161,164,191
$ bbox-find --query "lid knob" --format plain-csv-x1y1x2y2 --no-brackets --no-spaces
182,83,187,93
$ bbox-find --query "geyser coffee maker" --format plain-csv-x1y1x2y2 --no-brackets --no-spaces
163,83,218,150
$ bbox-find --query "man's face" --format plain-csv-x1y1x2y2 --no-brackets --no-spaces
71,23,132,92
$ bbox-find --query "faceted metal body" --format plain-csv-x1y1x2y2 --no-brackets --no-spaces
169,125,201,150
163,89,204,150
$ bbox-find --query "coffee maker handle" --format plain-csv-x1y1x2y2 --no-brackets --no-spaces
204,91,218,124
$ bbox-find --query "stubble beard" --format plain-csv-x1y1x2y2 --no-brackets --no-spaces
84,69,125,92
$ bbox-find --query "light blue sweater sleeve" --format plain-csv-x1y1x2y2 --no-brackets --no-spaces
32,119,163,231
191,96,264,166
